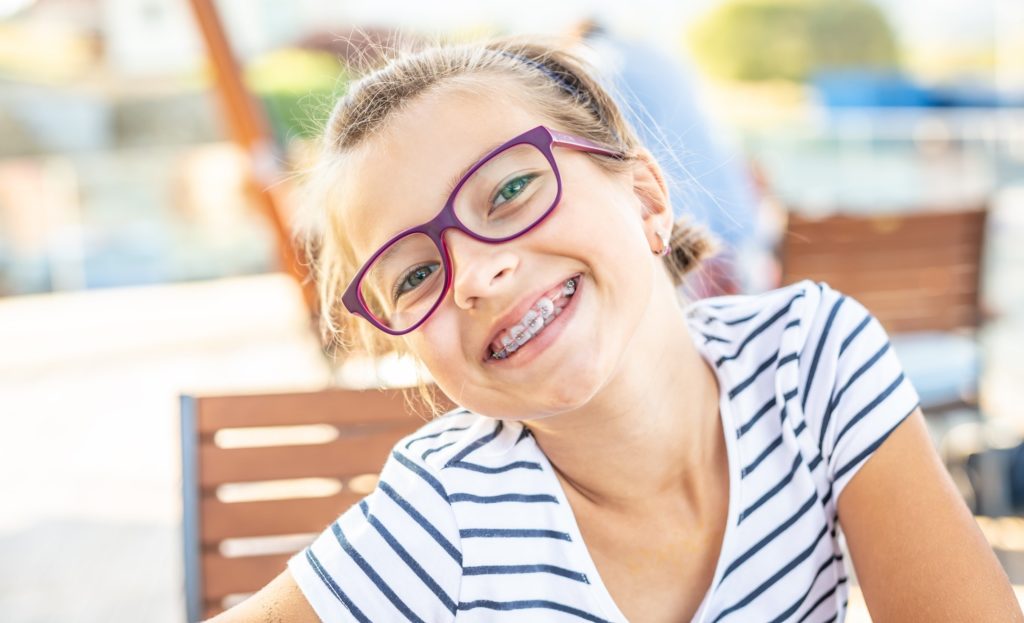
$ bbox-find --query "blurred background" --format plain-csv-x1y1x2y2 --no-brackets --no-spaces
1,0,1023,621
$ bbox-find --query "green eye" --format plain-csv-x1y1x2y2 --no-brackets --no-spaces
491,174,537,211
395,263,440,300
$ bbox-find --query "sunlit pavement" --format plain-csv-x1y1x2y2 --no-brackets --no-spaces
1,253,1023,621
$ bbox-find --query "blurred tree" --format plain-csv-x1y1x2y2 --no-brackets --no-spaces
690,0,899,82
244,48,348,142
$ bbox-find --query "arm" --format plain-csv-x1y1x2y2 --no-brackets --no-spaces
837,407,1023,622
204,569,320,623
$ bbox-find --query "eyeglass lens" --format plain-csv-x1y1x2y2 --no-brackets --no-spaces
359,142,558,331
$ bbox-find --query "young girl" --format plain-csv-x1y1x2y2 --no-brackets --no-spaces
212,37,1021,623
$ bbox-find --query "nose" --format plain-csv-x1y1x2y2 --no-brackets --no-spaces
444,229,520,310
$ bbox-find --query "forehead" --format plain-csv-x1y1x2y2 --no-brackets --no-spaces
339,83,550,259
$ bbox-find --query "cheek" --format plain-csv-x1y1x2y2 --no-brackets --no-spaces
406,311,467,383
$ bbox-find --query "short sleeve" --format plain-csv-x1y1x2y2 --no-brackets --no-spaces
287,443,462,622
802,284,922,504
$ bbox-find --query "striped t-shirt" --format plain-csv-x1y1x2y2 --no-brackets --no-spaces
288,279,921,622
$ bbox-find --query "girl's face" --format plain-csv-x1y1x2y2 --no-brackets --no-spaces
340,84,671,420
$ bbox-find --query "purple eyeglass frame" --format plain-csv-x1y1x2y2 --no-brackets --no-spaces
341,124,623,335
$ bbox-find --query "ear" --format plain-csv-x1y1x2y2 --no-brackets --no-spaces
630,149,674,248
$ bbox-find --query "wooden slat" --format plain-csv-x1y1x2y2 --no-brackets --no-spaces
196,387,421,432
783,244,978,272
199,421,422,486
203,552,292,600
780,205,987,334
201,491,365,542
786,208,985,241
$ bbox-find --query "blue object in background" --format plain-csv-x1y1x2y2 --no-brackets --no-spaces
582,29,759,255
812,69,932,108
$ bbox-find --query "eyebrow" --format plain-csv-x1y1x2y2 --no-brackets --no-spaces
442,138,506,201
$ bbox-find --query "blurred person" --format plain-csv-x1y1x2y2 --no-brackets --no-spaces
570,20,763,297
209,36,1022,622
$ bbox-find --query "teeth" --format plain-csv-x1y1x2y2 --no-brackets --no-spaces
528,315,544,333
537,297,554,319
490,277,580,360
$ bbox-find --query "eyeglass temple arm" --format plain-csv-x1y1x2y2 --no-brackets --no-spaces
548,129,625,159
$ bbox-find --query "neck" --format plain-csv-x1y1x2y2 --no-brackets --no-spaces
524,275,725,515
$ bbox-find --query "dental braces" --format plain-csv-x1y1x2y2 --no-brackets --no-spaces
490,277,577,360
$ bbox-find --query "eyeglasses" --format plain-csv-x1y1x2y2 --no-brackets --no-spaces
341,125,623,335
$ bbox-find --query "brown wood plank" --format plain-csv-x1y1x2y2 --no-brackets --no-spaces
200,421,422,486
203,552,292,600
785,208,985,241
782,243,978,272
202,491,365,542
780,206,986,334
196,387,424,432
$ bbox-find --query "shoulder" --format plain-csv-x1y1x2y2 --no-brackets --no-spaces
685,279,837,367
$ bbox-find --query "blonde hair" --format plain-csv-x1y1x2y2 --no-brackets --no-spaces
301,35,717,413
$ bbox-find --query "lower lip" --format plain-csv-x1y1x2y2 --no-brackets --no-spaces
484,274,584,369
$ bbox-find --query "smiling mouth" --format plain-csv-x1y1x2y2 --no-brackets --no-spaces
488,275,580,361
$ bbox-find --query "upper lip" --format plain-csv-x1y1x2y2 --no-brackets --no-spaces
483,274,577,360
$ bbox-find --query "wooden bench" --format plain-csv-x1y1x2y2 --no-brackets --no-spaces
180,387,441,621
780,206,988,335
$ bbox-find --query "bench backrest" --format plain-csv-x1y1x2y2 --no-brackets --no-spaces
780,206,988,334
180,387,439,621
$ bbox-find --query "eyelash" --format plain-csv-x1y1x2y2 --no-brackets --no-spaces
490,174,537,213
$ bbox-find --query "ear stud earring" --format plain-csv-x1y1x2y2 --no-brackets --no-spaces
653,230,671,257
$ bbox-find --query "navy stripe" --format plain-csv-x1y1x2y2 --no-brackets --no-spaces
826,341,892,428
808,452,823,472
819,481,834,509
305,548,372,623
793,419,807,436
728,350,779,399
778,351,799,367
742,433,783,478
839,314,872,357
767,554,842,623
357,501,457,615
738,396,776,438
723,311,760,325
722,492,819,582
378,481,462,564
331,522,426,623
458,599,613,623
834,403,917,481
404,425,471,449
421,441,455,461
834,372,906,448
702,332,732,344
706,299,745,310
515,425,532,444
712,523,830,622
446,420,503,467
739,454,803,524
463,564,589,583
449,492,558,504
391,451,450,504
447,460,543,474
459,528,572,541
796,577,848,623
716,293,805,367
802,295,846,413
